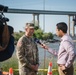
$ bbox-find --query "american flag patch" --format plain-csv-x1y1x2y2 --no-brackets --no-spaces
17,41,22,47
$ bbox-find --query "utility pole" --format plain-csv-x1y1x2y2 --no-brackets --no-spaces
43,0,45,32
43,0,46,72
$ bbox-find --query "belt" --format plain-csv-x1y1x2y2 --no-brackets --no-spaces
58,64,65,67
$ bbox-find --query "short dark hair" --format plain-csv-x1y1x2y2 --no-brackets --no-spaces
56,22,68,33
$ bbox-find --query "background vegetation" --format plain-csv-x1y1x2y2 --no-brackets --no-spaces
14,26,54,42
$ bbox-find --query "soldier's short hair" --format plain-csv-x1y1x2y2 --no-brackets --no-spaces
25,23,34,29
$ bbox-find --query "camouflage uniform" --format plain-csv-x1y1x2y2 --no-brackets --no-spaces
16,35,39,75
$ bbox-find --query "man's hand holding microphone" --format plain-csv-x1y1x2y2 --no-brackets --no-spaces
34,38,48,50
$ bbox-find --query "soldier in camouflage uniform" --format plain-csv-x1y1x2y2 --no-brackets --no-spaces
16,23,39,75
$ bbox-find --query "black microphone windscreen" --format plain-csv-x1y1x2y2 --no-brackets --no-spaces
34,38,41,44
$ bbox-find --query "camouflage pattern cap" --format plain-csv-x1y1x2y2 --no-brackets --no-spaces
25,23,34,28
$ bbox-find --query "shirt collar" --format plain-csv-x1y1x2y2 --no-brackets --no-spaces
61,33,68,41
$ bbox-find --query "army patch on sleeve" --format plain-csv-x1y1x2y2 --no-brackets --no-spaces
17,41,22,47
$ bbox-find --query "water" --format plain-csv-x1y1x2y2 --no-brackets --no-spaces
38,42,59,60
38,40,76,69
38,35,76,61
39,41,76,59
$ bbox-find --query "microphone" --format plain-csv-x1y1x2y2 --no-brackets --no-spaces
34,38,48,49
0,5,8,12
34,38,43,46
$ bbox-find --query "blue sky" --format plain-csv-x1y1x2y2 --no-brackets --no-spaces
0,0,76,34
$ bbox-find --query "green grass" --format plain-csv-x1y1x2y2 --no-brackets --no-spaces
0,53,19,75
0,53,76,75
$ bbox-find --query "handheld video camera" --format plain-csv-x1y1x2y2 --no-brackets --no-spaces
0,5,14,62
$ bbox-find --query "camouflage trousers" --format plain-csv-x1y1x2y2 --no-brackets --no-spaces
19,67,37,75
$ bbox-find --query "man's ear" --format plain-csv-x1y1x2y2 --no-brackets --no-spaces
60,30,63,33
